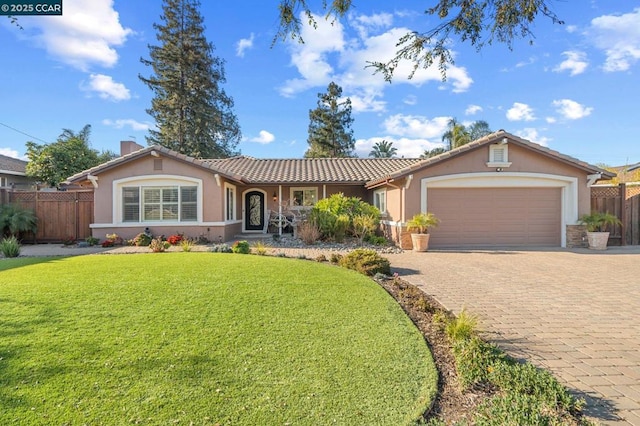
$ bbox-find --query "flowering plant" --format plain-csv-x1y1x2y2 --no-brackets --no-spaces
166,234,183,245
62,236,76,246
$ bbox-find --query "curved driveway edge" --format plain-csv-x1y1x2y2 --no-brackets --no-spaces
386,246,640,426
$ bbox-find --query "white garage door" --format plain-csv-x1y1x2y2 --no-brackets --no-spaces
427,187,562,248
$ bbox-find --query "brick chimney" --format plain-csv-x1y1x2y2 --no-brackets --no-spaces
120,140,145,156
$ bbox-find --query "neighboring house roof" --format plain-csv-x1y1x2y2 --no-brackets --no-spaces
0,153,27,176
205,156,421,184
365,130,615,188
64,130,615,186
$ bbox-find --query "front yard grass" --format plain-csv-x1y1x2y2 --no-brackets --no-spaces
0,253,437,425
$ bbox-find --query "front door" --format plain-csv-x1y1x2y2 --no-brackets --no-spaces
244,191,265,231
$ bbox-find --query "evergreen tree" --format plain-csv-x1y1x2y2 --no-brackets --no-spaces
140,0,240,158
305,82,355,158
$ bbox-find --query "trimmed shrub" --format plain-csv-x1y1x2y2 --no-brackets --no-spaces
0,236,21,258
339,248,391,276
85,236,100,246
132,232,152,247
210,243,232,253
310,193,380,241
231,240,250,254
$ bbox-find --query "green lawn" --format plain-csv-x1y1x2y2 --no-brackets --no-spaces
0,253,436,425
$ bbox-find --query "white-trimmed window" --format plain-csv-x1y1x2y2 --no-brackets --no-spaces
225,183,236,221
373,189,387,215
290,187,317,207
0,177,7,187
487,144,512,167
122,185,198,222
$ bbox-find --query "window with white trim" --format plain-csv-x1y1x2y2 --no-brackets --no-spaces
225,183,236,221
373,189,386,215
0,177,7,187
290,187,317,207
122,185,198,222
487,144,512,167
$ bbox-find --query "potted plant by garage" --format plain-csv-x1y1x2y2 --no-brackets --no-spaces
579,212,621,250
406,212,440,252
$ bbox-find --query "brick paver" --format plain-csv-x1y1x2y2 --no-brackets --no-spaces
386,246,640,425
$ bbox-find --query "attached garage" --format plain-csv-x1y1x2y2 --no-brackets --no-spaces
427,187,562,248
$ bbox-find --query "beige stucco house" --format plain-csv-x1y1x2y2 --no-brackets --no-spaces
65,131,613,248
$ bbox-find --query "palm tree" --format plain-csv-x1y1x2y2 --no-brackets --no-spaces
441,118,470,150
369,140,398,158
420,147,447,159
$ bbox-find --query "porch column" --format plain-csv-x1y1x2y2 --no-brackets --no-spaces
278,185,283,236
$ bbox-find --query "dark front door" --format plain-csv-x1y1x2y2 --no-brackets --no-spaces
244,191,265,231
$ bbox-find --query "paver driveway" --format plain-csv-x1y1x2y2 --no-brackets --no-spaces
386,247,640,425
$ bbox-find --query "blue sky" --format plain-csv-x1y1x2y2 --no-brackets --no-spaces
1,1,639,166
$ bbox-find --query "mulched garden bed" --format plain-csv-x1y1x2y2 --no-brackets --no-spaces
376,275,490,423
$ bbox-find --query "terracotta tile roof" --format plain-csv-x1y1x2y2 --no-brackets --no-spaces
0,154,27,175
65,145,247,184
65,131,614,186
366,130,615,187
204,156,421,183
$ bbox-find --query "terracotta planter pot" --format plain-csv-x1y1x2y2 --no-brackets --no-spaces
410,233,431,252
586,231,610,250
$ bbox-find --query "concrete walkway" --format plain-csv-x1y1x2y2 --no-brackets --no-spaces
386,247,640,426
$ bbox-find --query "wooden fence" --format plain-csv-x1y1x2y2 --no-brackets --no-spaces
591,183,640,246
1,189,94,243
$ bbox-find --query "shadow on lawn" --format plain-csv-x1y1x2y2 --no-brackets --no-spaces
0,255,74,272
0,299,66,414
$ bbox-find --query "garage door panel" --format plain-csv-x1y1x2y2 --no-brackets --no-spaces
428,187,561,247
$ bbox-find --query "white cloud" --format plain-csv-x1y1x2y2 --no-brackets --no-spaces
249,130,275,144
354,136,444,158
0,148,23,159
515,128,551,147
403,95,417,106
349,89,386,112
279,12,346,97
554,51,588,76
589,8,640,72
465,104,483,115
82,74,130,101
382,114,450,138
236,33,255,57
566,25,578,33
552,99,593,120
546,117,557,124
506,102,536,121
279,13,473,98
350,12,393,39
19,0,132,71
102,118,151,131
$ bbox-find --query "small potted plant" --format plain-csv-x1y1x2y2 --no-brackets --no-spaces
579,212,621,250
406,212,439,252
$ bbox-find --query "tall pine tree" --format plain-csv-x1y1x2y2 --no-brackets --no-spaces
305,82,355,158
140,0,240,158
